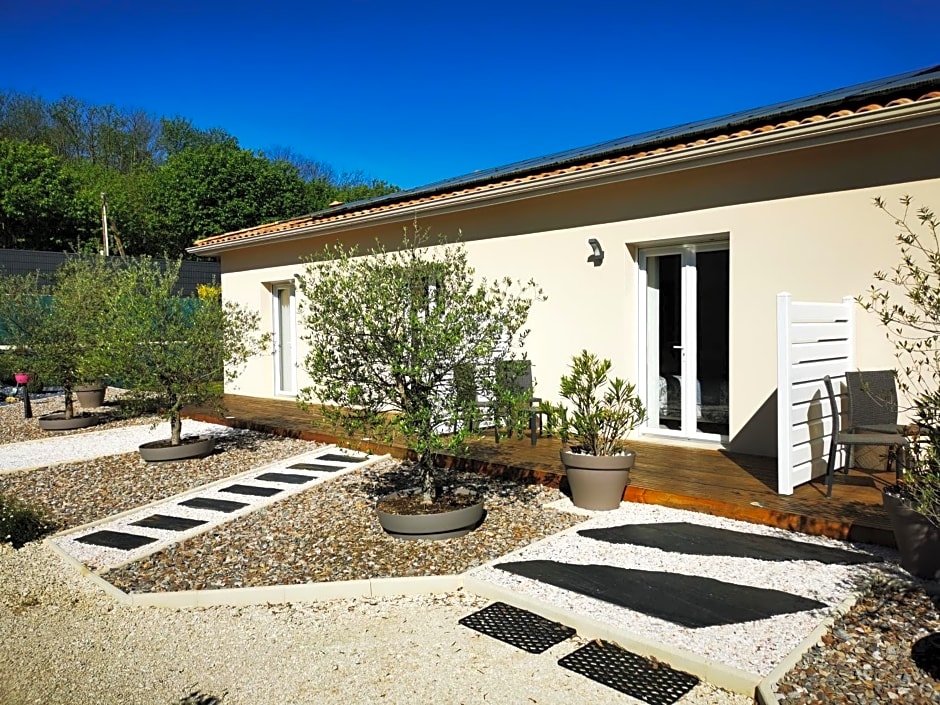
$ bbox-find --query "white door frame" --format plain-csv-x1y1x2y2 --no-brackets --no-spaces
272,282,297,396
637,241,729,442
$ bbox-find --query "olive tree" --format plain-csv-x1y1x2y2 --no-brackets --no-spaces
108,258,268,445
297,223,544,504
0,256,118,419
860,195,940,526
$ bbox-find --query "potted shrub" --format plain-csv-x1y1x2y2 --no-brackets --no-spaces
108,259,268,461
556,350,646,510
297,222,544,540
861,195,940,579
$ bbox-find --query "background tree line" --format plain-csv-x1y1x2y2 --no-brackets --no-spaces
0,91,398,257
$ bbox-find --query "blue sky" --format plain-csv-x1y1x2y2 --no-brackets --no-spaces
1,0,938,190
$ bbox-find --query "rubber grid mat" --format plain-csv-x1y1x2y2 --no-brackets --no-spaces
558,639,699,705
458,601,575,654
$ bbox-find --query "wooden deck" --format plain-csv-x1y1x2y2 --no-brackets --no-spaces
184,394,895,548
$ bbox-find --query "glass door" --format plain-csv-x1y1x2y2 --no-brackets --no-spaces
272,284,296,396
639,244,729,440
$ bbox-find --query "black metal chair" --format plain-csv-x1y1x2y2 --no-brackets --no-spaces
845,370,908,473
454,360,543,445
823,375,908,498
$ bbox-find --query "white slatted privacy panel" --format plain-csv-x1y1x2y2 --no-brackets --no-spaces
776,293,855,494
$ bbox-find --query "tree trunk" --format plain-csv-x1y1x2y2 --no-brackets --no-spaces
420,453,437,505
170,413,182,445
64,391,74,420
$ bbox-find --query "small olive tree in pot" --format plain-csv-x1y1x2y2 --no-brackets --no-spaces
297,223,543,538
108,258,269,461
556,350,646,510
0,257,118,430
860,195,940,579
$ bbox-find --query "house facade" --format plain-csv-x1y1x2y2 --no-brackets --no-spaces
190,66,940,483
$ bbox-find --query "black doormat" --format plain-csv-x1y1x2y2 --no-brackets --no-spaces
179,497,248,513
131,514,208,532
458,602,575,653
315,453,368,463
495,560,827,628
219,484,283,497
579,522,881,564
75,530,157,550
255,472,316,484
559,639,699,705
287,462,345,472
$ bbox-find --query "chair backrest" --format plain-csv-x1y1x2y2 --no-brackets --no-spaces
823,375,841,437
495,359,534,395
845,369,898,428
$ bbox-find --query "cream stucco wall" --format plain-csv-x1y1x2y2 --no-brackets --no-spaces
218,122,940,457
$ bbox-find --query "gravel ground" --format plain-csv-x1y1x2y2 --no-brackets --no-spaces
1,408,938,703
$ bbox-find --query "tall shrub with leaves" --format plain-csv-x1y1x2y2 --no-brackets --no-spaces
297,222,544,503
0,256,118,418
108,258,268,445
860,195,940,526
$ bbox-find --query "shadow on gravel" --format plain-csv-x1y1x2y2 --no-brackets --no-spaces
912,633,940,679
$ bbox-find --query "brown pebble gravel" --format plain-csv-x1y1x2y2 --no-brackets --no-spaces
0,429,316,532
104,458,583,592
775,575,940,704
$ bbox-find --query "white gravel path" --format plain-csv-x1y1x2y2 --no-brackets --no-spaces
0,420,236,472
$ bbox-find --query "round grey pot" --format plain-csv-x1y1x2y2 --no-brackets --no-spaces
561,448,636,511
882,491,940,580
139,436,216,462
75,385,107,409
37,412,99,432
376,492,485,541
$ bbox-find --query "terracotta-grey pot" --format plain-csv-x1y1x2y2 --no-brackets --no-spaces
37,412,99,432
561,448,636,511
883,490,940,580
376,492,485,541
139,436,216,462
75,385,107,409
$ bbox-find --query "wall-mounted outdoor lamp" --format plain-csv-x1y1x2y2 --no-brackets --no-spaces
587,238,604,266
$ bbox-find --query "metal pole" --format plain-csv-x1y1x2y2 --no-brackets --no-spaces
101,192,109,257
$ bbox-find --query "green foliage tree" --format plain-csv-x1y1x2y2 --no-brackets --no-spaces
155,116,239,161
150,144,307,253
107,258,269,445
860,195,940,526
0,139,86,249
0,257,119,419
297,222,544,503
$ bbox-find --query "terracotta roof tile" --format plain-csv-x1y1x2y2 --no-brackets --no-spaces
193,87,940,251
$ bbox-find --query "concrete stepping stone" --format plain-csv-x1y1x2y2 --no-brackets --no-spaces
131,515,207,532
255,472,316,484
220,484,283,497
495,559,827,628
179,497,248,513
76,530,156,550
579,522,882,564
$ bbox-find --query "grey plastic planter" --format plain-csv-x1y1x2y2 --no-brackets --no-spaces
75,385,107,408
376,492,485,541
139,436,216,462
883,490,940,580
37,412,99,432
561,448,636,511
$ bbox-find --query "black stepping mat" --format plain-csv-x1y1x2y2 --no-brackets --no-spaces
255,472,316,484
458,601,576,654
495,560,827,628
75,530,157,550
179,497,248,513
579,522,881,564
131,514,208,532
315,453,367,464
220,484,283,497
287,462,345,472
559,639,699,705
